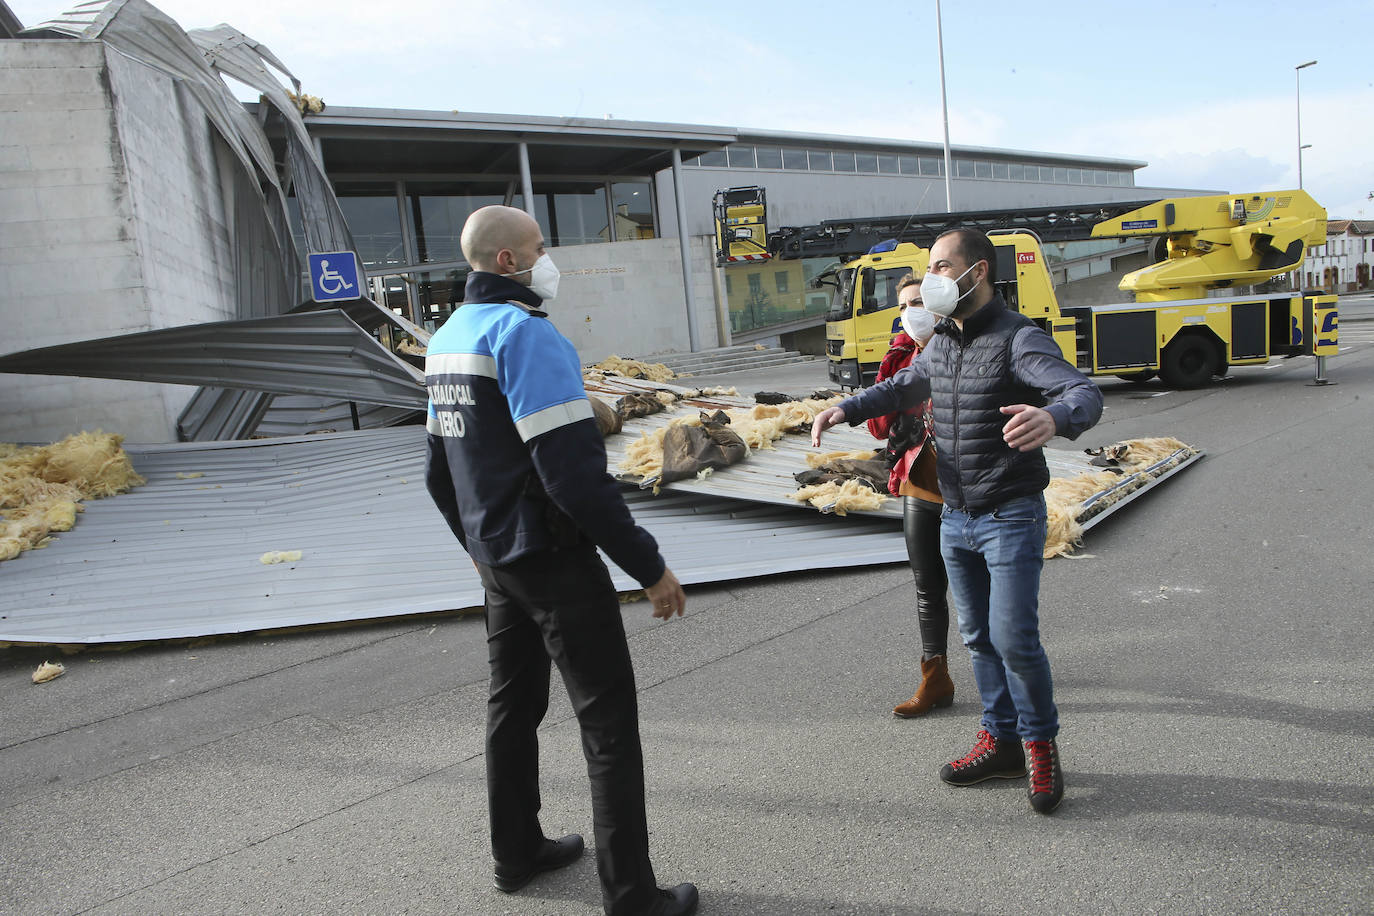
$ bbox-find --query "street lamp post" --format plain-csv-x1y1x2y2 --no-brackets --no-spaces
1295,59,1317,188
936,0,952,212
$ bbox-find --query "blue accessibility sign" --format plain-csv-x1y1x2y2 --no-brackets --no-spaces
308,251,363,302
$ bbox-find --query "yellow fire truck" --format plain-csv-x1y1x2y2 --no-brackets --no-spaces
736,190,1338,389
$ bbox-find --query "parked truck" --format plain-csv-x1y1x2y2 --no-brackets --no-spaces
716,189,1339,389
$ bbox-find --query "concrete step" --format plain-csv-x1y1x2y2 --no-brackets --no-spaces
674,355,807,377
651,346,805,375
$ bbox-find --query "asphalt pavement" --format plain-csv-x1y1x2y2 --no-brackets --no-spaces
3,337,1372,915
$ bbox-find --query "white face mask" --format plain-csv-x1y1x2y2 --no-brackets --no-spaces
920,261,979,317
901,304,936,341
505,252,560,301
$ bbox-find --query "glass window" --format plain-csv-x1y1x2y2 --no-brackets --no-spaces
1068,168,1082,184
727,145,756,168
993,162,1009,179
782,147,809,169
416,267,468,329
336,182,405,269
775,271,790,293
975,160,992,179
855,153,878,174
808,149,833,170
1106,171,1121,186
832,151,856,172
1009,163,1024,180
545,185,610,246
405,181,507,265
611,181,655,241
1054,167,1069,183
696,149,728,167
956,159,974,178
920,157,942,176
878,154,899,174
899,155,920,175
754,146,783,169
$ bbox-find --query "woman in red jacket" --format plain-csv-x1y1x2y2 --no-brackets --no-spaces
867,273,954,718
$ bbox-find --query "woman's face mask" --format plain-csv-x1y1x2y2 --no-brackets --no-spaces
920,260,979,317
504,252,560,301
901,303,936,341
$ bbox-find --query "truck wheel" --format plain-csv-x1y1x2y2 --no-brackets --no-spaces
1114,370,1156,383
1160,334,1220,389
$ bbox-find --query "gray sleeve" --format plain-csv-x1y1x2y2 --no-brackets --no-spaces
1010,327,1103,440
838,353,932,424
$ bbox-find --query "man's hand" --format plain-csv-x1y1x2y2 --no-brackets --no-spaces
811,406,846,448
645,567,686,620
1000,404,1056,451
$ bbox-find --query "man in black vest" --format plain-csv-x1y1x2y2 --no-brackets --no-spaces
811,228,1103,814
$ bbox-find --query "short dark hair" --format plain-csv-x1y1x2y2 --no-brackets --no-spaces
936,228,996,284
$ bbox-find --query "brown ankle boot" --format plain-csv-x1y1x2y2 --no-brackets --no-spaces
893,654,955,718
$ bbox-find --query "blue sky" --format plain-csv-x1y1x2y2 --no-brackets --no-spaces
12,0,1373,218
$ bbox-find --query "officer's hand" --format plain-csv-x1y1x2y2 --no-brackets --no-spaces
646,567,686,619
811,406,846,448
1000,404,1056,451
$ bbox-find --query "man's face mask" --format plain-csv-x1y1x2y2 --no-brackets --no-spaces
920,261,980,317
505,252,560,301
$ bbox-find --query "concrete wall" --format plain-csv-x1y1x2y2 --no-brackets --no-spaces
544,235,720,362
0,40,234,444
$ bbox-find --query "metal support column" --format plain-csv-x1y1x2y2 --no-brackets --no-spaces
518,142,535,218
671,146,701,352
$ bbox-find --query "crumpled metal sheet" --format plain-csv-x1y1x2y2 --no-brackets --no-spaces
0,310,426,409
0,427,907,645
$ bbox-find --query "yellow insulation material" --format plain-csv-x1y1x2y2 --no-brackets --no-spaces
585,355,676,382
790,479,888,516
0,431,145,563
618,397,841,481
806,449,879,469
1042,437,1197,559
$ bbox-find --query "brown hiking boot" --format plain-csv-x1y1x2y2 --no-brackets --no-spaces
893,654,955,718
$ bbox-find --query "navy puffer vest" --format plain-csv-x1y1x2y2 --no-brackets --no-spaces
926,295,1047,512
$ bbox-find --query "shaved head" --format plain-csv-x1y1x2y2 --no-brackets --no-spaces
461,205,542,273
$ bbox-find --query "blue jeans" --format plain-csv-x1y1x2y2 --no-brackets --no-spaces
940,493,1058,741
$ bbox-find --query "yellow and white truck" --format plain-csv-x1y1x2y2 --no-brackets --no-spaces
718,190,1339,390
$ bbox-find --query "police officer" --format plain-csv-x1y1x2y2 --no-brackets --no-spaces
424,205,698,915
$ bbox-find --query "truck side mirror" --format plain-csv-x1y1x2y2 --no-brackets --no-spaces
860,270,876,312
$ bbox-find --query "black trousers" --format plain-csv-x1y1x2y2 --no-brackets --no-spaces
903,495,951,657
476,542,658,916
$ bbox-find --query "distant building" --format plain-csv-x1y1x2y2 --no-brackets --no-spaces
1305,219,1374,291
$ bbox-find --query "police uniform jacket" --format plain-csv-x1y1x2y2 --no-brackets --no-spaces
423,272,665,587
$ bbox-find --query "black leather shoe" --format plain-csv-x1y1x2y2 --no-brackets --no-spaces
492,833,585,893
650,882,699,916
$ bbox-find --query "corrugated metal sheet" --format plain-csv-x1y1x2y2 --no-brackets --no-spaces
0,311,426,409
0,426,906,645
581,374,1201,528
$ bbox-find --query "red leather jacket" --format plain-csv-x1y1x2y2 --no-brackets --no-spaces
865,331,934,496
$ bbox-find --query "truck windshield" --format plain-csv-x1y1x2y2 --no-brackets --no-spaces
826,268,855,321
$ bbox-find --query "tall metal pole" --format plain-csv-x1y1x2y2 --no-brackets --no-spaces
936,0,953,212
1295,60,1317,189
671,146,701,352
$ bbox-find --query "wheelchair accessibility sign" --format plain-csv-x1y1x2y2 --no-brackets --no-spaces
308,251,362,302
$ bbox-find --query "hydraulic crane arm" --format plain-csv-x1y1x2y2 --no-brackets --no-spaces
1091,190,1327,301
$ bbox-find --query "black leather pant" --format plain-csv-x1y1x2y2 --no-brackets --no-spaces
477,542,659,915
904,495,951,657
